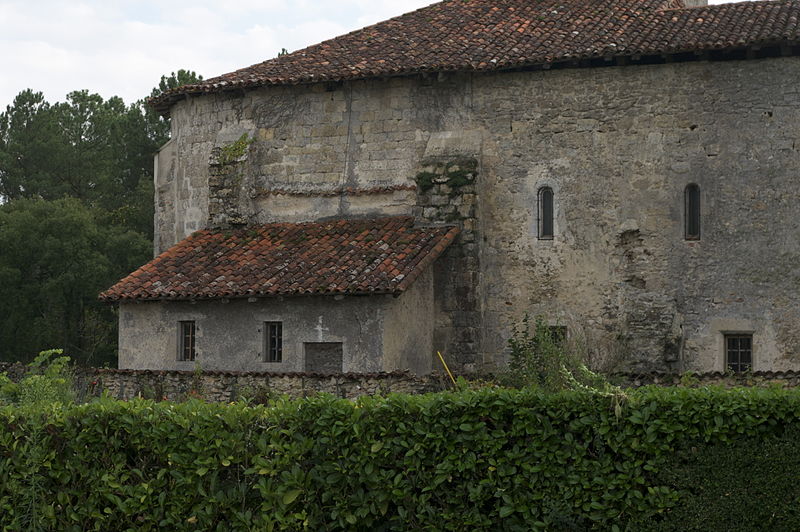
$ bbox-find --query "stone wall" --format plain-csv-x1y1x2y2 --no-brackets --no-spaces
156,56,800,374
119,289,435,375
474,57,800,373
613,371,800,389
414,155,482,372
0,363,445,402
4,363,800,405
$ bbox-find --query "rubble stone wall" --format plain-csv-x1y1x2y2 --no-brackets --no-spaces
0,363,445,402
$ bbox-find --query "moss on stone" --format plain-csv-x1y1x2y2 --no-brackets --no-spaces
446,170,474,190
216,134,254,165
415,171,438,191
417,157,477,195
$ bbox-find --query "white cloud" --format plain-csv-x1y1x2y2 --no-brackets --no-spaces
0,0,432,106
0,0,760,108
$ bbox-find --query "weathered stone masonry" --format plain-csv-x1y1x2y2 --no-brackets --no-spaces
414,157,482,372
207,134,253,228
7,363,800,404
0,363,444,402
474,58,800,373
155,56,800,374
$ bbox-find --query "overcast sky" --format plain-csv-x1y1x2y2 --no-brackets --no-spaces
0,0,757,109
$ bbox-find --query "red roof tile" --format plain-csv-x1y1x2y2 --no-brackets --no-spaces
100,217,459,302
151,0,800,112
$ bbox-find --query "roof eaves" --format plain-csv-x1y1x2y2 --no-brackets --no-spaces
395,225,460,294
104,287,401,304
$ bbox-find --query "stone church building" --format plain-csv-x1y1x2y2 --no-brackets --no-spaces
102,0,800,375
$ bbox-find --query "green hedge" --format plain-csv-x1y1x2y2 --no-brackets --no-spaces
635,423,800,531
1,387,799,530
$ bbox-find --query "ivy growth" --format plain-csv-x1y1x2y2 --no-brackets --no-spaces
444,159,478,189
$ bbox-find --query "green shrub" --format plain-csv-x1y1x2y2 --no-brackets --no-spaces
502,315,614,394
0,387,799,530
635,424,800,531
0,349,74,407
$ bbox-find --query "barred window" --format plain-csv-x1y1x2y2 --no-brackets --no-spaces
725,334,752,373
264,322,283,363
179,321,196,361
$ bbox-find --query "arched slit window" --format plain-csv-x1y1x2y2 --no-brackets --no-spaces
685,184,701,240
538,186,554,240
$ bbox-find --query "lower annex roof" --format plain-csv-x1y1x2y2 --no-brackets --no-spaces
100,217,460,303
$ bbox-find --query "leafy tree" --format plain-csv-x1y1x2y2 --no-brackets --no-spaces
1,91,157,235
0,70,201,365
0,70,202,229
0,90,62,201
0,198,150,366
150,69,203,97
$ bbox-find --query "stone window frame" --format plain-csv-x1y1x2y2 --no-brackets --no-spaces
684,183,701,240
724,332,754,373
178,321,197,362
537,186,555,240
263,321,283,363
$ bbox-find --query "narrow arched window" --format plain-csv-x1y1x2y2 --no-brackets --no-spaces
685,184,701,240
538,186,554,239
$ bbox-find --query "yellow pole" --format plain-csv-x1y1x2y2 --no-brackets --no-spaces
437,351,457,386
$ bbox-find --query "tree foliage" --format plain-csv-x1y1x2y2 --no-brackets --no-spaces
0,71,201,365
0,198,150,365
144,69,203,147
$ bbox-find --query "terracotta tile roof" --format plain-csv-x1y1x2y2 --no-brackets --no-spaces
151,0,800,112
100,217,459,302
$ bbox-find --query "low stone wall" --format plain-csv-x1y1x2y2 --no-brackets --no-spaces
4,362,799,404
0,363,446,402
613,371,800,388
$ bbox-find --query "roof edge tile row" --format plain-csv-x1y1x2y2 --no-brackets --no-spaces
150,0,800,113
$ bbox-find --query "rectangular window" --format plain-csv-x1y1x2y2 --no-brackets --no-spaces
179,321,196,361
264,322,283,363
725,334,752,372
